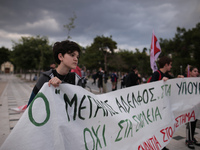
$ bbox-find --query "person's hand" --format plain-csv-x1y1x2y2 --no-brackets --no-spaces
48,77,62,87
177,75,184,78
162,77,169,81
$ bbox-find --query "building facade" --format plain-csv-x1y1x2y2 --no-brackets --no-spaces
1,61,14,73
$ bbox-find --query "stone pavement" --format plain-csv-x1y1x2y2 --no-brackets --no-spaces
0,74,200,149
0,74,35,146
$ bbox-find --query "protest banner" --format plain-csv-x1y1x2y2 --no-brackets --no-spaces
1,77,200,150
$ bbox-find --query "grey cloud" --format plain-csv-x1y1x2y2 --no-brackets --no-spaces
0,0,199,51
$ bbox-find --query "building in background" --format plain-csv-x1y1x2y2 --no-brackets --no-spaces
1,61,14,73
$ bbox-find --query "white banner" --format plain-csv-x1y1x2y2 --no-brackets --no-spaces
1,78,200,150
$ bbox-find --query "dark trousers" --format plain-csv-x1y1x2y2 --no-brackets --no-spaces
186,120,197,141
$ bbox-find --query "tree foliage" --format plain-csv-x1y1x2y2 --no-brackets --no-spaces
80,35,117,71
160,22,200,75
11,36,53,72
116,48,151,75
2,22,199,78
0,47,10,65
79,35,151,75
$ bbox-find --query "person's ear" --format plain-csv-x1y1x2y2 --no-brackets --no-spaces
58,53,63,61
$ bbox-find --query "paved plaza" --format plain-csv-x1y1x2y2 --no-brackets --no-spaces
0,74,200,149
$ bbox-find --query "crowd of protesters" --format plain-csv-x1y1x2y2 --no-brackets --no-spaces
26,40,199,150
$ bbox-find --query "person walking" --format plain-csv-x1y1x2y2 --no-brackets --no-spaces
111,72,118,91
120,72,127,88
92,71,97,85
103,71,108,93
96,67,103,93
80,66,87,88
126,66,139,87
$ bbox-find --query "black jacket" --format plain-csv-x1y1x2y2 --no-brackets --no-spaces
126,71,139,87
27,69,81,106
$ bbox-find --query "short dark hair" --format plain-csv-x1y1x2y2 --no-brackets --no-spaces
158,56,172,68
189,66,197,72
132,66,137,70
53,40,81,64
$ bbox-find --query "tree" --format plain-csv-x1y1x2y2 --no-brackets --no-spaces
79,45,103,70
117,50,136,72
79,35,118,72
90,35,117,71
0,47,10,65
79,37,152,77
191,23,200,67
12,36,52,75
117,49,151,76
64,12,77,40
79,22,200,77
159,22,200,76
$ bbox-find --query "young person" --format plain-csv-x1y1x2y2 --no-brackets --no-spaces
150,56,183,82
126,66,140,87
150,56,172,82
96,67,104,93
111,71,118,91
27,40,82,106
150,56,184,150
150,56,171,150
185,66,200,149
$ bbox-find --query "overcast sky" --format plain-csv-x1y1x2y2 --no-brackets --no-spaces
0,0,199,52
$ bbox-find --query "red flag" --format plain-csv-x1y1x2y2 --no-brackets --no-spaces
150,31,161,72
71,66,82,77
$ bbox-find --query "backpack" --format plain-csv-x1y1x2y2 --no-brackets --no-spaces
147,70,162,83
125,73,131,87
45,69,81,85
125,72,138,87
